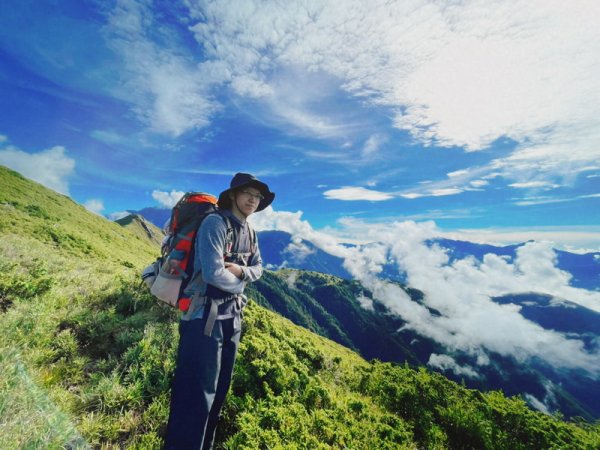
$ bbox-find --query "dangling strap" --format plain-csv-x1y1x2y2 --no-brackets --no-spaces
248,223,257,254
219,214,235,256
203,295,238,336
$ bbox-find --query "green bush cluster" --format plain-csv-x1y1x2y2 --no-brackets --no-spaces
0,258,53,310
220,304,417,449
358,362,600,449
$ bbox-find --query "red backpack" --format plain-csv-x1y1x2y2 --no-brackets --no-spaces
143,192,224,311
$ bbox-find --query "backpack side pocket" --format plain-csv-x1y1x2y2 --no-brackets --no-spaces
150,262,185,308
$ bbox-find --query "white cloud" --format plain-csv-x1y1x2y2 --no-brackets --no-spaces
524,394,550,415
400,192,425,199
372,209,474,222
0,143,75,195
180,0,600,185
356,294,375,312
513,192,600,207
267,102,348,139
470,180,488,188
334,215,600,253
284,270,299,289
509,181,558,189
152,189,185,208
362,229,600,374
250,208,309,233
513,196,568,206
283,238,316,264
430,188,463,197
108,210,131,221
524,381,557,415
249,207,354,259
443,226,600,253
253,69,364,141
396,163,491,198
230,75,273,98
447,169,469,178
362,133,389,158
427,354,480,379
324,186,394,201
400,187,464,199
83,199,105,215
255,208,600,376
103,0,220,136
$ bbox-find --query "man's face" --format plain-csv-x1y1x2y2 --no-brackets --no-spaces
232,186,263,217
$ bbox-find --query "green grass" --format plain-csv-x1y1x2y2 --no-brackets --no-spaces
0,347,88,450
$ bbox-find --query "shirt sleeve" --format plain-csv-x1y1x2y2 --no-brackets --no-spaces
240,231,263,282
196,214,245,295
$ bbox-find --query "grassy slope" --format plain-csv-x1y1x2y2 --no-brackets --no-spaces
0,166,168,448
1,165,599,449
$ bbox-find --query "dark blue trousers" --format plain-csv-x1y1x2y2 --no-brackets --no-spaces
164,315,241,450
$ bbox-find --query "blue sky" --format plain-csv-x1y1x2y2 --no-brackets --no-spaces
1,0,600,250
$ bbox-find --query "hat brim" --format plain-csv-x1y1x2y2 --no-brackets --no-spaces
218,180,275,212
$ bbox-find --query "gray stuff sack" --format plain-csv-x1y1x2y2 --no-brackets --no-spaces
142,258,185,308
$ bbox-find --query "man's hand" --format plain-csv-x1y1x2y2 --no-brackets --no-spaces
224,262,244,279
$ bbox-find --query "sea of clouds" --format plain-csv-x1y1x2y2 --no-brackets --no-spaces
250,207,600,379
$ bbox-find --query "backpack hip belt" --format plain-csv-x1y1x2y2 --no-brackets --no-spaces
191,292,245,336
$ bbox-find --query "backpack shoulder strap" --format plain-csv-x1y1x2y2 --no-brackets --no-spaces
247,221,257,254
212,211,234,255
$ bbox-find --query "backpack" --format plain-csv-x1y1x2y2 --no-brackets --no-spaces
141,192,255,312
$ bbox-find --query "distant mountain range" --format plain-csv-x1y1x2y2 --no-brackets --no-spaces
434,238,600,291
114,213,164,247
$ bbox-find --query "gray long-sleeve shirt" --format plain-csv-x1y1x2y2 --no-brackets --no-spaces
181,209,262,321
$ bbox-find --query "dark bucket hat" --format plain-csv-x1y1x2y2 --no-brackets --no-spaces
218,172,275,212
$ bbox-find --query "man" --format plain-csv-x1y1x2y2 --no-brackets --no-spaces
165,173,275,450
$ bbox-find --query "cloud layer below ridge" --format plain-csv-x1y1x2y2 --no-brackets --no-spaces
251,207,600,377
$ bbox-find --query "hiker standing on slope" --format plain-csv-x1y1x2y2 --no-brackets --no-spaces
164,173,275,450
